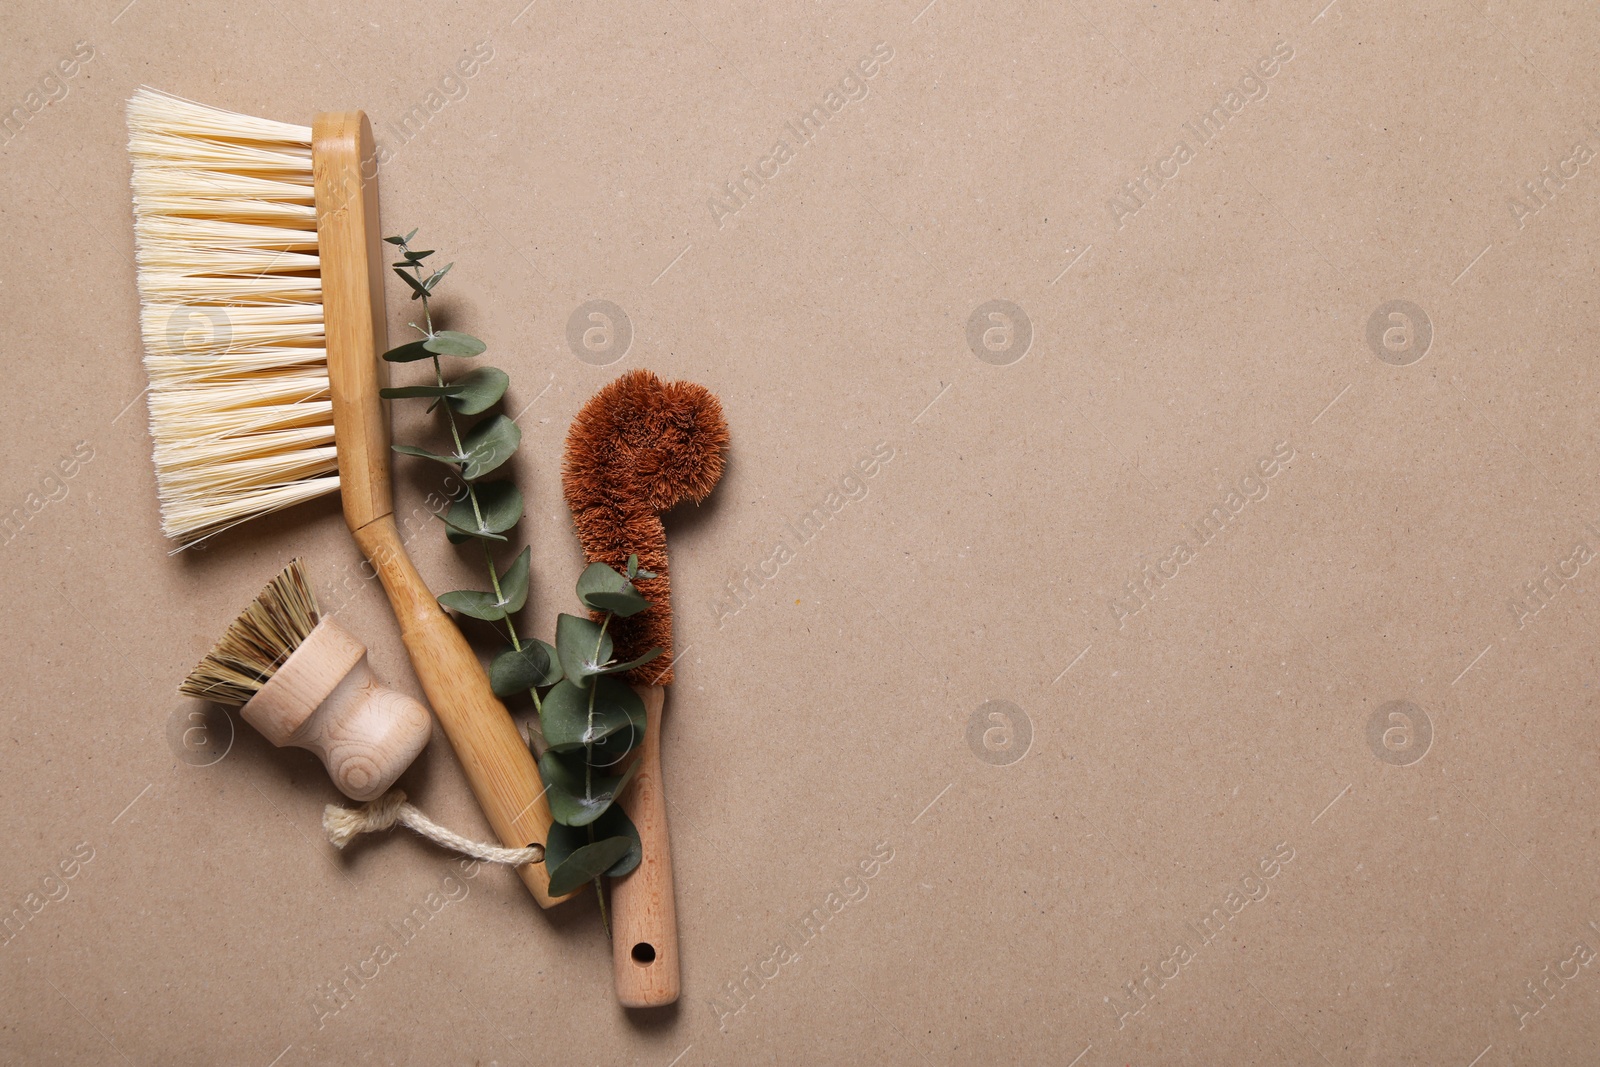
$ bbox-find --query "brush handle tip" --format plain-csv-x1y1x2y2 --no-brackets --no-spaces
611,684,680,1007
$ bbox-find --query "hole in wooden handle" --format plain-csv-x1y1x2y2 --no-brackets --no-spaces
631,942,657,965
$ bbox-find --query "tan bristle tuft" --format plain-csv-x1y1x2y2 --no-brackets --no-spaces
180,558,322,705
128,88,339,549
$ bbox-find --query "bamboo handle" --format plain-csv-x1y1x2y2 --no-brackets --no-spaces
611,684,680,1006
356,518,572,908
314,111,570,908
312,110,392,530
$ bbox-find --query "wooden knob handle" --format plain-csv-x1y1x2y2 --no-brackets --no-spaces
291,660,432,802
611,685,680,1007
242,619,431,802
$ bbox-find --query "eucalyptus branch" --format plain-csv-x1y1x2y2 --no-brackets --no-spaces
382,227,665,943
383,231,546,715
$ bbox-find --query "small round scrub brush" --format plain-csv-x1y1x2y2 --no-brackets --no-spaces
562,368,728,1007
181,559,432,802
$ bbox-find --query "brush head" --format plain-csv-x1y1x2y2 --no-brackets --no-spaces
180,558,321,705
128,88,339,549
562,369,728,685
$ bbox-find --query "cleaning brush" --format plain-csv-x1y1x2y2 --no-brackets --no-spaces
129,91,336,542
562,368,728,1006
129,88,569,906
181,559,431,802
562,369,728,686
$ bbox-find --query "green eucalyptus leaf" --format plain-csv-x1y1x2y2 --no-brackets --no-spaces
496,546,531,615
539,677,645,753
597,646,664,678
555,613,612,687
392,443,460,466
403,227,418,242
423,330,486,357
424,262,454,291
592,805,642,878
538,749,639,827
542,821,585,883
436,510,507,543
591,588,651,617
438,588,508,622
626,553,639,579
544,833,632,897
587,719,640,769
380,383,466,400
533,639,564,686
489,639,560,697
439,548,527,620
395,269,430,300
575,562,650,617
383,234,407,246
441,480,522,544
610,756,642,805
405,248,434,261
475,481,524,528
383,339,436,363
446,366,509,415
461,415,520,479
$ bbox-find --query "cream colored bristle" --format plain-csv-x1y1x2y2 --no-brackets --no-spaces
128,87,339,549
180,558,322,705
143,346,327,383
137,273,324,305
132,169,318,202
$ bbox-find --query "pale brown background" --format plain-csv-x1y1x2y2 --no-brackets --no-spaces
3,0,1599,1063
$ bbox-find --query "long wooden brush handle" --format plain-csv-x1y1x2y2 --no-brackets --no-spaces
313,112,569,908
354,518,567,906
611,684,680,1006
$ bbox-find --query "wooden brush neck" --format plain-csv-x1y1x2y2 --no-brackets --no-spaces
312,110,393,532
243,618,365,746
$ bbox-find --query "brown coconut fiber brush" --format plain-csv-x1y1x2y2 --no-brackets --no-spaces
563,368,728,1007
128,88,568,906
180,559,432,801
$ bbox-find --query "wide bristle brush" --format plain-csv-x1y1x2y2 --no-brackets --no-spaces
180,559,431,801
129,93,336,537
563,368,728,1007
128,88,569,906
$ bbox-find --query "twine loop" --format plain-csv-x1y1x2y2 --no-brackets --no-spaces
322,790,544,866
